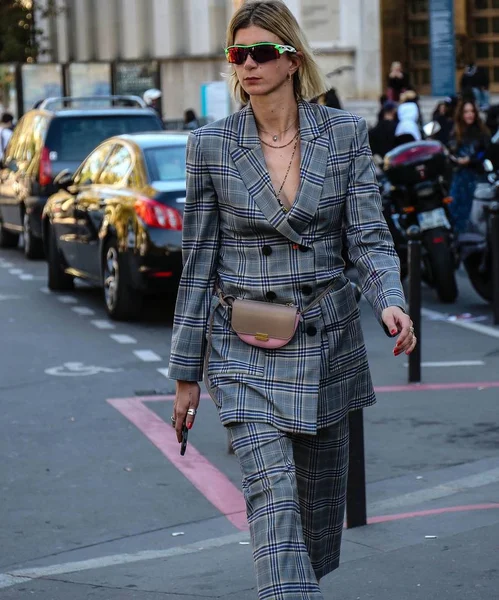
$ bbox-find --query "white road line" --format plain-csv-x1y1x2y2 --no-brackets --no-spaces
110,334,137,344
8,269,23,275
158,367,170,379
72,307,96,316
370,467,499,513
422,308,499,339
91,320,116,330
0,262,14,268
57,295,78,304
403,360,485,368
18,274,34,281
134,349,162,362
0,532,248,590
40,287,50,294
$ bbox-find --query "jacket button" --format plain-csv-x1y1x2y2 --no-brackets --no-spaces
266,291,277,301
299,245,309,253
262,245,272,256
302,285,312,295
306,325,317,336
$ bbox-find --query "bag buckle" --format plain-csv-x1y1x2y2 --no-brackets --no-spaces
254,332,269,342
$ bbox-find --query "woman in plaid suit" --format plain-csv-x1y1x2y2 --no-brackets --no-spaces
169,1,416,598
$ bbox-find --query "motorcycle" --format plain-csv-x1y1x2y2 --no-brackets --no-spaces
459,159,496,301
381,138,458,303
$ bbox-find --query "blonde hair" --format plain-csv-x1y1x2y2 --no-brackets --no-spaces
226,0,327,104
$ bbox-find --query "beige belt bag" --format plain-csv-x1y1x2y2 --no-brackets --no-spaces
218,277,341,349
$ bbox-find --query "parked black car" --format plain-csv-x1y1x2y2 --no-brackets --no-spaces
0,96,164,259
42,132,188,320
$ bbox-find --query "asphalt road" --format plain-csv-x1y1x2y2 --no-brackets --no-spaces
1,245,498,599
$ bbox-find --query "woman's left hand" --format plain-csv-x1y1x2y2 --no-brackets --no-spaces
381,306,417,356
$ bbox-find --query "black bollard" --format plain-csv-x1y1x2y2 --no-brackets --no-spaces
407,225,422,383
346,409,367,528
489,202,499,325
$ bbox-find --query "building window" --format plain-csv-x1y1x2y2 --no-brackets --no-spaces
409,0,428,14
475,18,489,35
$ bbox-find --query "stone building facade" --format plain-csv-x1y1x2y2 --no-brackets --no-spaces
32,0,380,117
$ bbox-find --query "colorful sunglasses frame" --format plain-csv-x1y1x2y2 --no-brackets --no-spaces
225,42,297,64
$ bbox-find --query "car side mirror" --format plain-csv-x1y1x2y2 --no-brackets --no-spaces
53,169,74,190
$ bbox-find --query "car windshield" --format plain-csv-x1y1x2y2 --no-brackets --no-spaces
45,115,163,161
144,145,187,182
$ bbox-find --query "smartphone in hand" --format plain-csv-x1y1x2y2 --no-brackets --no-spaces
180,423,189,456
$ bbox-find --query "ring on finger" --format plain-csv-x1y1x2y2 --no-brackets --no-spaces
187,408,197,416
170,416,176,428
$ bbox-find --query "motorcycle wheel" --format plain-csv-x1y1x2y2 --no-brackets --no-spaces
424,228,458,303
463,253,493,302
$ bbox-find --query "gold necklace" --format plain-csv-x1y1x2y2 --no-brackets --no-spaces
260,130,299,149
258,118,298,142
274,134,300,212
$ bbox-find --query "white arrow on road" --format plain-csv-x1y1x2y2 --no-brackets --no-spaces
45,362,123,377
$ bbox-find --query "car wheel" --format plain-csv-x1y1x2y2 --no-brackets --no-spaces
23,213,44,259
47,225,74,291
0,223,20,248
103,240,142,320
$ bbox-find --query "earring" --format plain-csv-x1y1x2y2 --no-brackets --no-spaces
288,73,292,81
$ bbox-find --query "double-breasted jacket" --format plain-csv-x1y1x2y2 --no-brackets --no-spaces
168,100,405,434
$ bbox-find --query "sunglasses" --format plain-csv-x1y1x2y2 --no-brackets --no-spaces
225,42,297,65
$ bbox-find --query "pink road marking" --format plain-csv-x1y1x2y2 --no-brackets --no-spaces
117,380,499,405
108,397,248,531
367,503,499,524
374,381,499,393
108,384,499,532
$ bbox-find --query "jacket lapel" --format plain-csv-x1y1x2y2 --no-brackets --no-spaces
230,104,304,246
287,102,329,235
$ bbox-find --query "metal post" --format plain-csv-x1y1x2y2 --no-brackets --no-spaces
488,202,499,325
407,225,422,383
346,409,367,528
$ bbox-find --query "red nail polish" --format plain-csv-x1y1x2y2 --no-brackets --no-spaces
187,422,193,430
391,329,397,335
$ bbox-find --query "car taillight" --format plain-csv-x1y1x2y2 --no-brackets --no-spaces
134,198,183,230
39,147,52,186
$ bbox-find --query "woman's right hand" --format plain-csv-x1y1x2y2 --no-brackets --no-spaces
173,381,200,443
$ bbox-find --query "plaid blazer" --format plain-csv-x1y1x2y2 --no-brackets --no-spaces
169,100,405,434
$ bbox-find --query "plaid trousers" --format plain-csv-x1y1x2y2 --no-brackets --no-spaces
228,415,349,600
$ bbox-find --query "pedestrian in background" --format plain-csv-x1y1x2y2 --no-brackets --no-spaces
386,61,409,102
449,99,490,234
369,100,398,158
183,108,200,130
0,112,14,163
168,1,415,598
143,88,162,116
461,61,490,110
395,101,421,145
431,99,455,146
